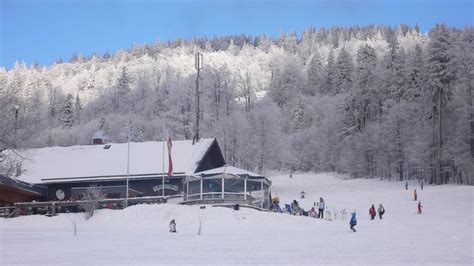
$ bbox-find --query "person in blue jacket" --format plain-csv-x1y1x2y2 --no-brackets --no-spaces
350,211,357,232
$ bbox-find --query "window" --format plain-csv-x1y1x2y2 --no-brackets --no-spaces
188,180,200,195
203,178,222,193
224,178,244,193
247,180,261,192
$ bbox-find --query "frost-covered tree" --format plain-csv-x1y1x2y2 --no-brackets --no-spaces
269,55,304,108
74,94,82,124
292,95,305,130
426,23,455,184
115,66,132,112
334,48,354,94
405,44,425,102
321,50,336,94
1,24,472,185
79,185,106,220
306,51,323,95
59,94,74,128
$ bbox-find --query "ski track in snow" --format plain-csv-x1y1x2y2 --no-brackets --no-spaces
0,173,472,265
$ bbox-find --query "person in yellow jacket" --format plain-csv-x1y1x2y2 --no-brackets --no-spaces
272,195,280,205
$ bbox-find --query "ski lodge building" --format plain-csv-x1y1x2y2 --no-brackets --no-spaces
0,138,271,209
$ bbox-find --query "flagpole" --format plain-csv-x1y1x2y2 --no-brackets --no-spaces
126,122,130,207
162,121,165,197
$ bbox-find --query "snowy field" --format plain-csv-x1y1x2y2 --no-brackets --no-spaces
1,173,472,265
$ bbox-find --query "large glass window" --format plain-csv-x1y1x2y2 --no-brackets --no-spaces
188,180,200,195
224,178,244,193
203,178,222,193
247,180,261,192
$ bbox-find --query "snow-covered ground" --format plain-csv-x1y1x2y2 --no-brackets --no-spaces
1,173,472,265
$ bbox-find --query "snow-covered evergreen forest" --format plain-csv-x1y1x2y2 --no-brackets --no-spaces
1,24,472,185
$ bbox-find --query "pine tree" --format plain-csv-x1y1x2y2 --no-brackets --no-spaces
292,96,305,130
322,50,336,94
306,51,323,95
426,23,455,184
74,94,82,124
286,31,298,54
115,66,131,112
334,47,354,94
405,44,425,102
117,66,131,97
59,94,74,128
354,44,378,130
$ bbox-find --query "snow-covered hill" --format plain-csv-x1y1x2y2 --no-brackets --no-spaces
1,173,472,265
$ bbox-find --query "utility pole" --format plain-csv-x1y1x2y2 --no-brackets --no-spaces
194,52,203,144
14,105,19,148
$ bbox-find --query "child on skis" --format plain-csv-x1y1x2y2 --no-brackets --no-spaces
369,205,376,220
350,211,357,232
300,191,306,199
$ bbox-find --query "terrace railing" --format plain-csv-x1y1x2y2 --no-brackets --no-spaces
0,195,181,218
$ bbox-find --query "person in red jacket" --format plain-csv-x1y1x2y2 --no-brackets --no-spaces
369,205,376,220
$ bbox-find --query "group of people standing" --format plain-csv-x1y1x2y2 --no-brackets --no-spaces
369,204,386,220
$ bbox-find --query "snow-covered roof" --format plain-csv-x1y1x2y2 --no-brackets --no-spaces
9,138,215,184
195,166,264,178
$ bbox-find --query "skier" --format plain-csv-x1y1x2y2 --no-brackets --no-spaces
414,189,418,201
349,211,357,232
317,197,325,219
369,205,376,220
300,191,306,199
169,219,177,233
405,181,408,190
421,181,424,190
378,204,385,219
417,201,423,214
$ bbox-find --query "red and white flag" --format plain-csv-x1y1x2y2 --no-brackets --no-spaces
167,137,173,176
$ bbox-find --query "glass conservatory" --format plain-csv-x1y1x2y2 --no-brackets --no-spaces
182,166,272,209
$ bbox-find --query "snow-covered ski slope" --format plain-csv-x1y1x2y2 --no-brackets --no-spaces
1,173,472,265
